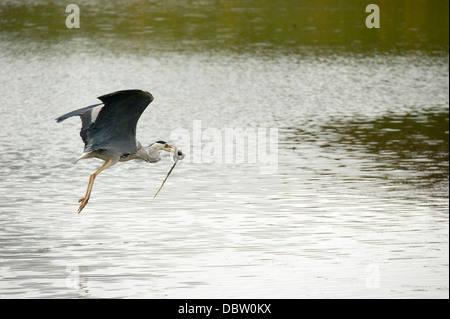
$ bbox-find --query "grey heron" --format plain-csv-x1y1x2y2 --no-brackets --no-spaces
56,89,183,213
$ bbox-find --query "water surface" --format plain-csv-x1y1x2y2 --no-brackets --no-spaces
0,0,448,298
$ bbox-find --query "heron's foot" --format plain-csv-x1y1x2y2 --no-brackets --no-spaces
78,196,89,214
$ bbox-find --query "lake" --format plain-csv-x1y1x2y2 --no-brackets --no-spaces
0,0,448,298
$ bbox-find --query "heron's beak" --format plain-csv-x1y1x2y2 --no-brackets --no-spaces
164,144,176,152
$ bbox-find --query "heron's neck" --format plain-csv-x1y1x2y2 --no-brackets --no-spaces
146,142,162,163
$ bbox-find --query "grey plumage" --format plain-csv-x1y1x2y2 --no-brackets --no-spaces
56,89,177,213
56,89,154,159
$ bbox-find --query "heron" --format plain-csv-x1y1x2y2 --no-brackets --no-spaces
56,89,183,213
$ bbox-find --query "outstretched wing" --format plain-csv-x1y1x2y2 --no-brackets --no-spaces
56,89,154,154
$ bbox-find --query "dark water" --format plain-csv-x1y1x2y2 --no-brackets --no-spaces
0,0,448,298
0,0,448,53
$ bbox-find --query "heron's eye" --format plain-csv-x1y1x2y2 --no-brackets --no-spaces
164,143,169,148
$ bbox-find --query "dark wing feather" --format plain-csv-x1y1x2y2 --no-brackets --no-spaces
84,90,153,153
56,89,153,155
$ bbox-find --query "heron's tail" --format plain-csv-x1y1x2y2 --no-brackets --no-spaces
72,152,92,164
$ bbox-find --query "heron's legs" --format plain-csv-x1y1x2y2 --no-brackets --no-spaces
78,159,116,213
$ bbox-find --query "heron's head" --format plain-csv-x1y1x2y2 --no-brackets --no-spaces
152,140,175,153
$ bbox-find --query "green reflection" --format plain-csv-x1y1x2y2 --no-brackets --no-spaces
322,110,449,190
0,0,448,53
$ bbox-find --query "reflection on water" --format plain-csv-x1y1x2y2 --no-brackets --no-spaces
0,0,448,53
320,111,449,192
0,0,448,299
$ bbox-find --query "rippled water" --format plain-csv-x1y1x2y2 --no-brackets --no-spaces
0,1,449,298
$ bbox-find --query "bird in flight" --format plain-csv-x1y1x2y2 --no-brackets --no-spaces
56,89,182,213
